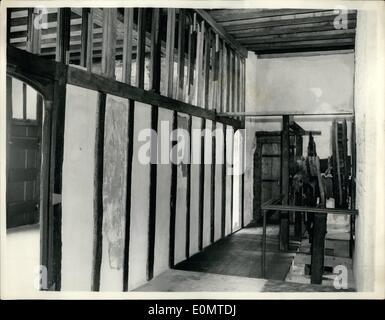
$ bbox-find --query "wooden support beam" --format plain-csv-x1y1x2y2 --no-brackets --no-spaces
210,9,332,22
92,93,106,291
80,8,90,68
136,8,146,88
26,8,41,54
122,8,134,84
48,79,67,290
165,9,176,98
280,115,290,252
194,9,248,58
101,8,117,78
226,13,357,32
86,8,94,72
56,8,71,64
122,7,135,292
233,20,356,38
311,213,327,284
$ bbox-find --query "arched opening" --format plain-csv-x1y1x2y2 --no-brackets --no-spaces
5,75,45,294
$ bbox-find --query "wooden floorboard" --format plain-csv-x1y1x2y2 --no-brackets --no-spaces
174,226,299,281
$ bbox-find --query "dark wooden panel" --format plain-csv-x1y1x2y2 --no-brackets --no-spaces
8,168,38,182
7,201,39,228
9,136,39,149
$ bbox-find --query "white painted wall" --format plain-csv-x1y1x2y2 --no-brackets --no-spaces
61,85,98,291
243,51,355,225
353,8,385,293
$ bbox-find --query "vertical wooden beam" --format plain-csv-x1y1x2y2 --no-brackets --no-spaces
122,8,134,84
22,83,27,119
311,213,327,284
49,79,67,290
280,115,290,251
221,41,227,237
165,9,176,97
198,24,210,251
136,8,146,88
86,9,94,72
221,126,227,238
40,98,53,290
210,33,218,243
122,7,135,291
27,8,41,54
148,8,162,279
170,9,184,267
80,8,90,68
294,135,303,240
56,8,71,64
185,14,194,258
176,10,186,101
91,93,106,291
101,8,117,78
7,9,11,45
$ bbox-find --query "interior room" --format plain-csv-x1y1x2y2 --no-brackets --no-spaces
3,4,384,295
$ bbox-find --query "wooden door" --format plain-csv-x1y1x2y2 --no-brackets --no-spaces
253,133,281,223
6,76,42,229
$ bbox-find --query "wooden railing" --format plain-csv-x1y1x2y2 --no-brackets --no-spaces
260,196,358,284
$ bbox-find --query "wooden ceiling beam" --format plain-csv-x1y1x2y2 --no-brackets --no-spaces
218,10,350,26
239,32,355,45
253,44,355,54
232,20,356,38
237,28,355,43
248,38,354,50
224,13,356,32
194,9,248,58
209,9,332,22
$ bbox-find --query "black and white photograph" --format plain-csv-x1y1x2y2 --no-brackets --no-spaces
1,0,384,299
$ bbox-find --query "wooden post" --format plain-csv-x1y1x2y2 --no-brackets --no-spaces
86,8,94,72
49,80,67,290
280,115,290,251
148,7,161,277
169,9,180,268
56,8,71,64
80,8,90,67
92,93,106,292
262,209,267,278
122,7,135,292
311,213,327,284
101,8,117,79
294,135,303,240
27,8,41,54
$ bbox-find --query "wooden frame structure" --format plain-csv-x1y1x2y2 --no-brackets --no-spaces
6,7,247,291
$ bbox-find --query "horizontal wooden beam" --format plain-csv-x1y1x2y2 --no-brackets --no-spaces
67,66,244,128
224,13,357,32
195,9,248,58
262,203,358,216
218,10,353,27
239,32,355,45
237,28,355,42
233,20,356,38
253,43,355,54
209,9,333,22
219,111,354,117
248,38,354,50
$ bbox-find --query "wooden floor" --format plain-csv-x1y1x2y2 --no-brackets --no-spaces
174,225,299,281
136,269,353,292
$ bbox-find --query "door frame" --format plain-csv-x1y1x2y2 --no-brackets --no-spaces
6,46,67,290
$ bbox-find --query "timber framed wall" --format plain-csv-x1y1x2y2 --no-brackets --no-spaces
6,7,247,291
